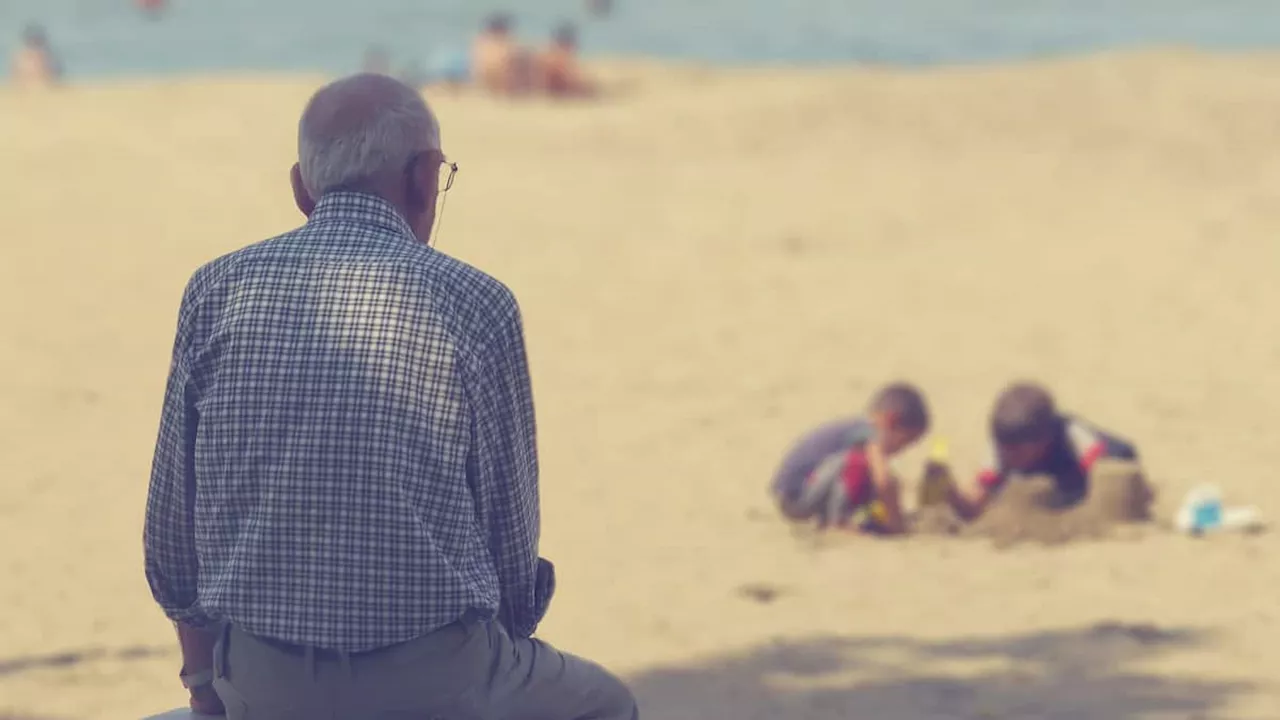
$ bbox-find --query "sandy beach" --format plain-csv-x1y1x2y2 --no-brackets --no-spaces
2,50,1279,719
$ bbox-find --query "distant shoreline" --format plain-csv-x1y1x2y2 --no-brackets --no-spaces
9,0,1280,82
5,45,1280,87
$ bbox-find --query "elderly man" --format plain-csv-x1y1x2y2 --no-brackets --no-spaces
143,74,637,719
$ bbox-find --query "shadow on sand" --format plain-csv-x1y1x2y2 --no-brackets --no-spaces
0,627,1252,718
0,643,174,679
629,622,1251,720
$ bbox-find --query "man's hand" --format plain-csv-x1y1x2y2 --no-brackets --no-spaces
176,622,224,715
189,684,225,716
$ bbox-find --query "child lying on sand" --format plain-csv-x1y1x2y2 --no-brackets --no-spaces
947,382,1140,519
770,382,930,534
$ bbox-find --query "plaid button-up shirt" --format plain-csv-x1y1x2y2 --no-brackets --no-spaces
144,192,545,652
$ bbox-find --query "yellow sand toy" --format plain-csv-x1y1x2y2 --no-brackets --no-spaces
865,500,890,526
918,437,954,507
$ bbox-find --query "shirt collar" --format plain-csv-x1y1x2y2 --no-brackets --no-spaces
306,192,418,242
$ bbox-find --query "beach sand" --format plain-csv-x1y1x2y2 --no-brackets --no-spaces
2,50,1280,719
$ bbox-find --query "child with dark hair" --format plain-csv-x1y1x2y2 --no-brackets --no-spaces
948,382,1139,518
770,382,930,534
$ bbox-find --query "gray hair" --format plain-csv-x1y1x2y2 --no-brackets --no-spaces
297,74,441,197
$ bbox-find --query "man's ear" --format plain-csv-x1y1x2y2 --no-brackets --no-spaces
409,154,437,212
290,163,316,217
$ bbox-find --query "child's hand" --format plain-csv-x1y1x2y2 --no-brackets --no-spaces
864,442,893,490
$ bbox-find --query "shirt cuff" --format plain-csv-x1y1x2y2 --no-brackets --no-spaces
166,605,218,628
530,557,556,629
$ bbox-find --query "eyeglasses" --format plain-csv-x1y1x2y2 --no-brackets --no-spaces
404,151,458,194
439,160,457,194
402,151,459,246
433,157,457,247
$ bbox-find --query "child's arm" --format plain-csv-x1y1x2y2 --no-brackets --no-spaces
1065,419,1115,474
947,466,1001,520
865,442,906,534
946,482,988,520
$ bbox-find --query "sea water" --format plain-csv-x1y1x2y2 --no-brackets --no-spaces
3,0,1280,79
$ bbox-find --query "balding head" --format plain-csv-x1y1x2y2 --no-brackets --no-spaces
297,74,440,197
291,74,446,243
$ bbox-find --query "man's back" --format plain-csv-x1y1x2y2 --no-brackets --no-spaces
146,75,635,720
146,192,537,652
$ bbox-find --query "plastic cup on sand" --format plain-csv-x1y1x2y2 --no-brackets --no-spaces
1176,484,1223,533
1175,484,1263,534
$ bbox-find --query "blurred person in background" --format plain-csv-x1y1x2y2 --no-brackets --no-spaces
536,22,596,98
472,12,533,95
11,24,62,88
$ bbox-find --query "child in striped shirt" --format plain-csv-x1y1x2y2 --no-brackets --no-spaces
949,382,1139,518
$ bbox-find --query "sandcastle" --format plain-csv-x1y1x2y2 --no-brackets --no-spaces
913,458,1155,547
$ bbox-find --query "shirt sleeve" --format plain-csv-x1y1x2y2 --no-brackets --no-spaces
143,273,214,627
844,419,878,447
470,293,543,638
1065,419,1107,473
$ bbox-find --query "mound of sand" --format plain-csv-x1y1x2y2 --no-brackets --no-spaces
913,460,1155,547
911,505,968,536
970,475,1097,547
1085,458,1157,522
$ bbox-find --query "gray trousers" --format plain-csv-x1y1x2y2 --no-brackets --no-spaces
211,619,638,720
